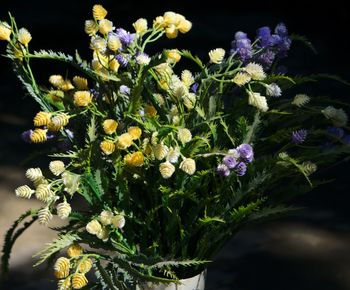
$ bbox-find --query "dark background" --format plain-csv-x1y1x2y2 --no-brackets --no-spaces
0,1,349,289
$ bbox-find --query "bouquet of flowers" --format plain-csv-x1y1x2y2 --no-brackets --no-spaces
1,4,349,290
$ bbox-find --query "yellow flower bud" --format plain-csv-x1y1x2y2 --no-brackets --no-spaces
208,48,225,64
128,126,142,140
124,151,144,167
49,75,65,88
92,4,107,21
98,19,113,35
179,158,196,175
166,49,181,63
100,140,116,155
73,76,88,90
153,16,166,28
109,59,120,72
133,18,148,34
54,257,70,279
18,28,32,46
49,160,65,176
86,220,102,235
178,19,192,34
72,273,88,289
74,91,92,107
103,119,118,135
107,34,122,51
165,24,178,39
85,20,99,36
30,128,48,143
33,111,51,127
67,244,83,258
78,258,93,274
178,128,192,144
116,133,133,149
0,22,11,41
163,12,178,26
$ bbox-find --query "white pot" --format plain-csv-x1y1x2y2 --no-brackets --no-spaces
136,271,206,290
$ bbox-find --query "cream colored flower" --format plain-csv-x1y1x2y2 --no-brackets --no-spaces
57,201,71,219
244,63,266,80
153,16,166,28
86,220,102,235
85,20,99,36
163,11,178,26
154,93,165,106
54,257,70,279
90,36,107,52
26,167,43,182
100,210,114,226
62,172,80,195
322,106,348,127
49,160,65,176
107,34,122,51
0,22,11,41
49,75,65,88
117,133,133,149
291,94,310,107
100,140,116,155
58,278,71,290
128,126,142,140
73,76,88,90
159,161,175,179
166,49,181,63
182,93,196,110
179,158,196,175
99,19,114,35
248,92,269,112
165,24,178,39
50,113,70,129
178,128,192,144
38,207,53,226
181,70,194,87
178,18,192,33
35,184,54,203
136,54,151,66
18,28,32,46
74,91,92,107
15,185,34,199
72,273,88,289
133,18,148,34
93,4,108,21
96,227,109,241
67,244,83,258
233,72,251,86
77,258,93,274
112,215,125,229
153,143,169,160
168,147,180,163
209,48,225,64
151,132,159,145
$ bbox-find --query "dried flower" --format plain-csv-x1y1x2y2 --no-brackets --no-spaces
112,215,125,229
15,185,34,199
33,111,51,127
35,184,54,203
159,161,175,179
0,22,11,41
292,129,308,144
117,133,133,149
133,18,148,34
266,83,282,97
166,49,181,63
235,162,247,176
18,28,32,46
57,201,72,219
236,144,254,163
99,19,114,35
179,158,196,175
38,207,53,226
292,94,310,107
103,119,118,135
92,4,107,21
30,128,48,143
84,20,99,36
168,147,180,163
248,92,268,112
74,91,92,107
181,70,194,87
124,151,145,167
67,244,83,258
54,257,70,279
72,273,88,289
50,113,70,130
86,220,102,235
217,164,230,177
245,63,266,80
136,53,151,65
128,126,142,140
100,140,116,155
153,143,169,160
233,72,251,86
73,76,88,90
62,172,80,195
223,155,237,169
322,106,348,127
107,33,122,51
26,167,43,182
208,48,225,64
178,128,192,144
77,258,93,274
49,160,65,176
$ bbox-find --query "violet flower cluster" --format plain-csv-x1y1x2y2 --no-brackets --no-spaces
217,144,254,177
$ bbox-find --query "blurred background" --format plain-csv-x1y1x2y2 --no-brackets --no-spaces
0,0,349,289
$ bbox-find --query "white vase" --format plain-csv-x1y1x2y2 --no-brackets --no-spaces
136,271,206,290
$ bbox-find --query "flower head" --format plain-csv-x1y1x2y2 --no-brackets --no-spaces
217,164,230,177
100,210,114,226
100,140,116,155
49,160,65,176
223,155,237,169
292,129,308,144
92,4,108,21
244,63,266,80
266,83,282,97
248,92,268,112
128,126,142,140
124,151,144,167
103,119,118,135
209,48,225,64
159,161,176,179
54,257,70,279
99,19,114,35
153,143,169,160
18,28,32,46
235,162,247,176
237,144,254,163
67,244,83,258
112,215,125,229
233,72,251,86
178,128,192,144
291,94,310,107
74,91,92,107
117,133,133,149
136,53,151,66
133,18,148,34
73,76,88,90
0,22,11,41
322,106,348,127
115,28,135,46
85,20,99,36
57,201,72,219
179,158,196,175
72,273,88,289
86,220,102,235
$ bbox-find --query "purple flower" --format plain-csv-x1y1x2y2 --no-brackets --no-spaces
274,23,291,57
21,130,33,143
237,144,254,163
235,162,247,176
343,135,350,145
116,54,129,67
90,89,101,99
257,26,271,48
327,126,344,138
230,32,252,62
191,83,199,93
275,23,288,37
116,28,135,46
217,164,230,177
119,85,130,95
223,155,237,169
257,50,276,68
292,129,308,144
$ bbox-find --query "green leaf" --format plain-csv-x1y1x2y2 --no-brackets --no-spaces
87,115,97,143
198,216,225,224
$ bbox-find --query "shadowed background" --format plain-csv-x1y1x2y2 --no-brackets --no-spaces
0,0,349,289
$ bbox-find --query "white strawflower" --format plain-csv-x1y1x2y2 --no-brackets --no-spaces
26,167,43,182
18,28,32,46
181,70,194,87
179,158,196,175
38,207,53,226
233,72,251,86
15,185,34,199
182,93,196,110
159,161,175,179
57,201,72,219
168,147,180,163
248,92,269,112
178,128,192,144
49,160,65,176
322,106,348,127
245,63,266,80
112,215,125,229
265,83,282,97
153,143,169,160
208,48,225,64
136,53,151,65
291,94,310,107
173,82,188,99
100,210,114,226
86,220,102,235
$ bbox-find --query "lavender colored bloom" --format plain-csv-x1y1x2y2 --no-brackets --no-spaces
237,144,254,163
266,83,282,97
275,23,288,37
230,32,252,62
90,89,101,99
292,129,308,144
235,31,248,40
273,23,291,57
257,26,271,47
257,50,276,68
119,85,130,95
116,54,129,67
327,126,344,138
217,164,230,177
116,28,135,46
21,130,33,143
223,155,237,169
343,135,350,145
191,83,199,93
235,162,247,177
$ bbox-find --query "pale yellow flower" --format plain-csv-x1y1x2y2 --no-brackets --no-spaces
38,207,53,226
86,220,102,235
30,128,48,143
133,18,148,34
291,94,310,107
98,19,113,35
35,183,54,203
109,59,120,72
15,185,34,199
84,20,99,36
159,161,175,179
128,126,142,140
248,92,268,112
74,91,92,107
153,16,166,28
163,12,178,26
124,151,144,167
50,113,70,129
100,140,116,155
90,36,107,51
92,4,108,21
178,128,192,144
96,227,109,241
117,133,133,149
0,22,11,41
181,70,194,87
49,75,65,88
100,210,114,226
209,48,225,64
179,158,196,175
153,143,169,160
103,119,118,135
112,215,125,229
67,244,83,258
18,28,32,46
178,18,192,33
58,278,71,290
168,147,180,163
72,273,88,289
59,80,74,91
244,63,266,80
154,93,165,106
33,111,51,127
107,34,122,51
182,93,196,110
56,201,71,219
49,160,65,176
145,105,157,117
54,257,70,279
165,24,178,39
233,72,251,86
166,49,181,63
26,167,43,182
73,76,88,90
77,258,93,274
62,172,80,195
136,54,151,65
